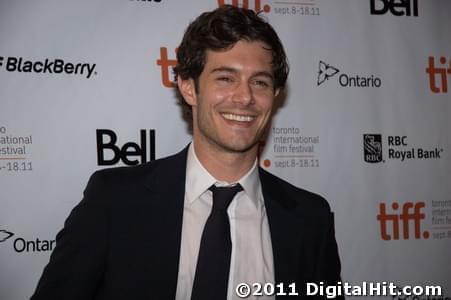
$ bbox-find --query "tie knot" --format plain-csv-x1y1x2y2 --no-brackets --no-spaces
209,184,243,211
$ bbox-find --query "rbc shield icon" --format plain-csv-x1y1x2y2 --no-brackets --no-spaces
364,134,383,163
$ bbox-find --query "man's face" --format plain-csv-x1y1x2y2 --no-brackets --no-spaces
181,40,278,155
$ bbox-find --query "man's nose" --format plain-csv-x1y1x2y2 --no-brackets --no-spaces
232,82,254,106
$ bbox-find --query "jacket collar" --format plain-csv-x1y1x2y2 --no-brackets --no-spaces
139,146,304,292
259,167,305,284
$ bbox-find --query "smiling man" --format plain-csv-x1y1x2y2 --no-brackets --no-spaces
178,39,276,182
31,5,342,300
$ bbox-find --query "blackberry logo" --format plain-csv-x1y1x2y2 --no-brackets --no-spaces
317,61,339,86
364,134,383,163
0,55,97,78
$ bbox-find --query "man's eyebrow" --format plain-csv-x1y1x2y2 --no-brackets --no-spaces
252,71,274,81
210,67,274,80
210,67,238,74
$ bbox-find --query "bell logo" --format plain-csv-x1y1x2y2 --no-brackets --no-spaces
156,47,177,88
96,129,156,166
377,202,429,240
426,56,451,94
218,0,271,13
370,0,418,16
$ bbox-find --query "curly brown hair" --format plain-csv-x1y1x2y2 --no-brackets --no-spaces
173,5,289,122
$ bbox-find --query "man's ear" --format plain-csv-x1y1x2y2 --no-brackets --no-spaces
177,76,197,106
274,88,280,97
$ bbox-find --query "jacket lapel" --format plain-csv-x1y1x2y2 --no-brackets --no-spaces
259,168,305,285
139,146,189,299
136,149,306,297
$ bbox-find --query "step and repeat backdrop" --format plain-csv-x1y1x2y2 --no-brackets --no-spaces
1,0,450,299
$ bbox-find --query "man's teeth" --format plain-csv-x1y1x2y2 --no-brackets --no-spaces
222,113,254,122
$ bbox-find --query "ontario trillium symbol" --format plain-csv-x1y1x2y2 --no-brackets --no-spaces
0,230,14,242
317,60,339,86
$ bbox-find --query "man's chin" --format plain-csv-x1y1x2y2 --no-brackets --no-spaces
217,140,259,154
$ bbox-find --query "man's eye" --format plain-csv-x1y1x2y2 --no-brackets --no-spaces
217,76,233,82
253,80,271,87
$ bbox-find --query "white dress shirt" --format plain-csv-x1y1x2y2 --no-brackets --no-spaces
175,144,275,300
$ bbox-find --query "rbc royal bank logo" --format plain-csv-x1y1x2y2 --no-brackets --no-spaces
363,134,383,163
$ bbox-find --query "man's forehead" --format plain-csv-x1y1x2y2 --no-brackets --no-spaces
203,41,274,71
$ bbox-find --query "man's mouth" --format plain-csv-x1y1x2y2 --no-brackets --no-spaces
221,113,255,122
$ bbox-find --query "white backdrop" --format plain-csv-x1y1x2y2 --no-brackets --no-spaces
1,1,450,299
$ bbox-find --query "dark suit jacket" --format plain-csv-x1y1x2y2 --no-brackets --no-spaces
31,147,342,300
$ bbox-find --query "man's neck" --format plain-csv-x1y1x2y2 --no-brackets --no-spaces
192,140,258,183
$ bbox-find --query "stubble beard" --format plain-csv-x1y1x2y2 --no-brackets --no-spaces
196,111,265,155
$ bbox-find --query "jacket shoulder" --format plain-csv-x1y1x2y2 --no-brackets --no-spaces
83,148,187,198
259,168,332,216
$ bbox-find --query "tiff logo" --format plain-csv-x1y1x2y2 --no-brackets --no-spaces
377,202,429,240
218,0,271,13
426,56,451,93
156,47,177,88
370,0,418,16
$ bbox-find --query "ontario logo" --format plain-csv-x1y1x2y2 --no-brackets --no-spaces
0,229,14,242
0,229,55,253
317,60,382,88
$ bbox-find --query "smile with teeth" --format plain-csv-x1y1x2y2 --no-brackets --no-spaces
221,113,255,122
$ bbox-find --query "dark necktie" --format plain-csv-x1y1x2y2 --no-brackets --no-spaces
190,184,243,300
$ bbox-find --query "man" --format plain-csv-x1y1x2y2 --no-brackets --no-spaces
31,5,342,300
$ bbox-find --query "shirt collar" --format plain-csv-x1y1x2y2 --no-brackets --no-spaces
185,143,261,208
